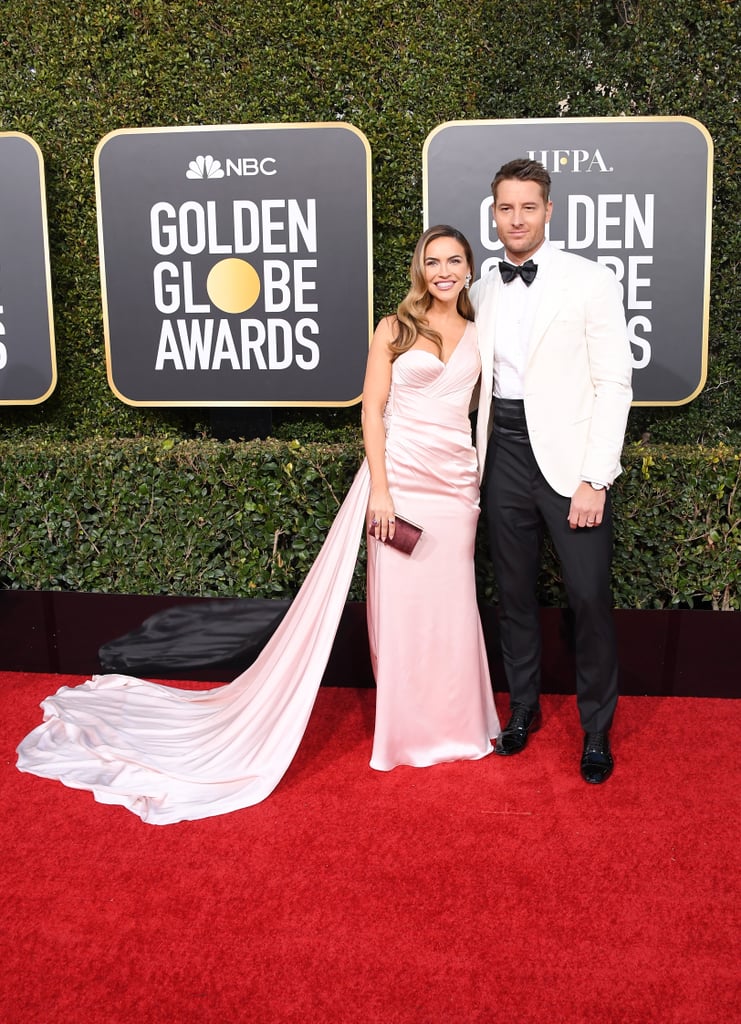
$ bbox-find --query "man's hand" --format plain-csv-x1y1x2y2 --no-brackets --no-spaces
568,481,606,530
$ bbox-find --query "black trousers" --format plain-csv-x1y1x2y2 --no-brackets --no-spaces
483,400,618,733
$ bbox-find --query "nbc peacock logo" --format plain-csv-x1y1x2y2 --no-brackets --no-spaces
186,155,224,180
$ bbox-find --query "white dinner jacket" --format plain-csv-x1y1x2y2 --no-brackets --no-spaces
471,247,634,498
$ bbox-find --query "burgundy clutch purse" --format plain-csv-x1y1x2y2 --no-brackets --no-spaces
368,514,423,555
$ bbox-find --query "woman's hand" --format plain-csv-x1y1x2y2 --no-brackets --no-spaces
368,487,396,542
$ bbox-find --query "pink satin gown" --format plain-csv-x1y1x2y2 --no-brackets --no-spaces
368,322,499,769
16,323,498,824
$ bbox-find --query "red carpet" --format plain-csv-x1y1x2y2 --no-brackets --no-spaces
1,672,739,1024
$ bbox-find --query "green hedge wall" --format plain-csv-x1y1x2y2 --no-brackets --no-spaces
1,439,738,610
0,1,738,606
0,0,738,445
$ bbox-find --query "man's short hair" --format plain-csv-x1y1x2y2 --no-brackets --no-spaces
491,158,551,205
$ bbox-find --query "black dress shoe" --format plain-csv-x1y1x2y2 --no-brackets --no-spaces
580,732,614,784
495,704,542,756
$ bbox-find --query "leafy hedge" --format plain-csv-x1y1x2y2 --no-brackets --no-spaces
0,437,367,599
530,443,740,612
1,439,737,610
0,1,738,609
0,0,738,446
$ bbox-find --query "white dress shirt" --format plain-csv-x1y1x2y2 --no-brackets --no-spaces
493,241,555,400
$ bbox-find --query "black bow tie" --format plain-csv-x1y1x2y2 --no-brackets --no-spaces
499,259,538,286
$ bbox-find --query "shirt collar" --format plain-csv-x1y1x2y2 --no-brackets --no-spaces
529,239,553,267
501,238,553,270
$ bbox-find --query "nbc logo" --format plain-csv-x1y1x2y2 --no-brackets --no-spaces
186,155,224,180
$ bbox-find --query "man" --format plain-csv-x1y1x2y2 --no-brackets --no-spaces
470,158,633,783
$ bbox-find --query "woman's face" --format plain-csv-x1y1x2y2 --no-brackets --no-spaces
422,235,470,305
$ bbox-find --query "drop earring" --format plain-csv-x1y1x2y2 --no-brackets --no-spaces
465,274,471,287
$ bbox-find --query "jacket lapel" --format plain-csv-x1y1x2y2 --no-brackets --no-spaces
477,272,501,387
527,249,568,364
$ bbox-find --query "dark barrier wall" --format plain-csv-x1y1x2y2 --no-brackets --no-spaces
0,590,738,698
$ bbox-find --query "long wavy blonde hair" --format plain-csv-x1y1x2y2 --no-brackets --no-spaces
389,225,475,361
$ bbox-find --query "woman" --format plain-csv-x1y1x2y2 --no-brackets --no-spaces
16,226,498,824
363,225,499,769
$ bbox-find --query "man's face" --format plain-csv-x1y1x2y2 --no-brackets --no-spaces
491,179,553,263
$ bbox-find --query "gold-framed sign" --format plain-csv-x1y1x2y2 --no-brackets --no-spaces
424,117,713,406
96,123,372,407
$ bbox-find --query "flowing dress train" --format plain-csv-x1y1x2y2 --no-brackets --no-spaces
16,323,498,824
16,466,372,825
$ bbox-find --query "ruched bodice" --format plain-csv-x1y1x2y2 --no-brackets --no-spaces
377,324,481,513
386,333,479,428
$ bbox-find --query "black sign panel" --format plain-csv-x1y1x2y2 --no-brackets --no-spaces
0,133,56,405
96,123,372,406
424,118,713,405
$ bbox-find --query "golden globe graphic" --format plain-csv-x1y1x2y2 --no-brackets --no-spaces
206,258,261,313
96,124,372,406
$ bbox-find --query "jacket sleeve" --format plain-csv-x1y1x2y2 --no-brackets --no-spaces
580,263,634,486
